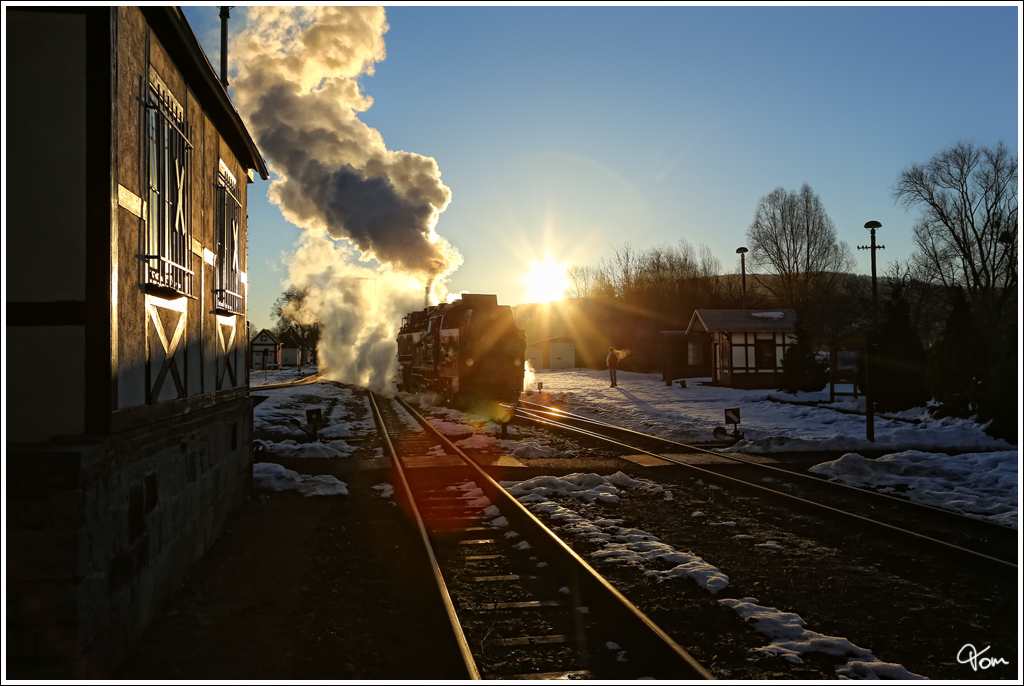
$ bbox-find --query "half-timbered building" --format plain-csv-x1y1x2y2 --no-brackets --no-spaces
686,309,797,389
5,6,269,677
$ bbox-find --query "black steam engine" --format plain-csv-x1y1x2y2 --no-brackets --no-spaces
397,293,526,405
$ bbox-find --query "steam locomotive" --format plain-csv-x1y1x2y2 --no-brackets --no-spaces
396,293,526,406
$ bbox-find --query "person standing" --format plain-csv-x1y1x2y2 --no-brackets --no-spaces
606,346,619,387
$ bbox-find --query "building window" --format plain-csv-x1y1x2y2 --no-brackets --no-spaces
143,68,193,296
215,160,243,314
755,338,775,369
687,342,704,367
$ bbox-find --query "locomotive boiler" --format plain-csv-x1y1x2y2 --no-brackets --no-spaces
396,293,526,405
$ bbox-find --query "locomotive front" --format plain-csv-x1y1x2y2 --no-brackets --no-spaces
396,293,526,406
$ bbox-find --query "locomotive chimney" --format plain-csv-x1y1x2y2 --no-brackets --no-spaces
219,6,232,88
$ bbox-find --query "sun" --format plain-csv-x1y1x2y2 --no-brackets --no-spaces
522,256,570,304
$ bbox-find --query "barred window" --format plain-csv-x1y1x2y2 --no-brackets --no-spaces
143,68,193,296
215,160,243,314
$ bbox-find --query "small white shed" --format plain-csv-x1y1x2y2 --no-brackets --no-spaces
525,336,576,370
250,329,282,370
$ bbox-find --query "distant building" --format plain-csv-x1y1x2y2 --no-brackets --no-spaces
526,336,576,370
829,329,867,402
5,7,269,678
658,331,713,382
279,331,307,367
686,309,797,389
251,328,283,369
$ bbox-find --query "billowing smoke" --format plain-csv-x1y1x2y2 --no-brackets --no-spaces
231,6,462,391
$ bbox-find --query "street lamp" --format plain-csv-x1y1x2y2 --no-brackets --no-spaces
736,247,748,309
857,221,885,442
859,221,884,322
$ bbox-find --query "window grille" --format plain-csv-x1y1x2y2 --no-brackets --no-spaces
143,70,193,296
215,162,243,314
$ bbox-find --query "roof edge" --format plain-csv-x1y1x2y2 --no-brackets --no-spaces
142,6,269,180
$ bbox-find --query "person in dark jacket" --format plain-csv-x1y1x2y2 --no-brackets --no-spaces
606,347,619,387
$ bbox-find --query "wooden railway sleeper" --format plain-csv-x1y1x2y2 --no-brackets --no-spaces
371,392,714,680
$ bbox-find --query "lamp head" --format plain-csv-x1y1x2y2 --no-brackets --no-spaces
736,246,748,254
864,221,882,230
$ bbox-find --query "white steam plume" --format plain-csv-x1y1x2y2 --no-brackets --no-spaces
231,7,462,390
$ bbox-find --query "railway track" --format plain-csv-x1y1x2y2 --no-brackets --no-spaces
249,371,325,390
511,399,1018,569
367,392,714,680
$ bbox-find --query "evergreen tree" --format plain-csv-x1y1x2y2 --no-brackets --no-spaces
927,288,977,418
973,333,1017,441
779,319,827,393
870,285,929,412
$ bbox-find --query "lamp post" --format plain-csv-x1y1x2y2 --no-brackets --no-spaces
736,247,748,309
859,221,884,321
857,221,885,442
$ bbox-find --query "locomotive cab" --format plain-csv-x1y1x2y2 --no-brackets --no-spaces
396,294,526,407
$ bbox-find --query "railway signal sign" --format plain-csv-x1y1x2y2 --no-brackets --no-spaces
725,408,740,426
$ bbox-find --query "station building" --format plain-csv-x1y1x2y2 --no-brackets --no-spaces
686,309,798,389
5,6,269,677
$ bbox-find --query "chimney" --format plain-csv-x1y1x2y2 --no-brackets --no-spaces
219,6,231,88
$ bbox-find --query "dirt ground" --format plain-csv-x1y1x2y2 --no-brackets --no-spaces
118,449,1019,681
117,461,465,680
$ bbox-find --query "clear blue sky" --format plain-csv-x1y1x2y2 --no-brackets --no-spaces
183,4,1020,333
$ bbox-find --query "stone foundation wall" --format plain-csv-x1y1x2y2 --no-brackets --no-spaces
5,398,253,678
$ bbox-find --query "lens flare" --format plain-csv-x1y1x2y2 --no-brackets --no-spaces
522,256,569,304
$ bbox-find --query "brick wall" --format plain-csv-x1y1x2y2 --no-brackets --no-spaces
5,398,253,678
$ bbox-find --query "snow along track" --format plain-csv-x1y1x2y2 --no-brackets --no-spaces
512,400,1018,568
368,391,713,680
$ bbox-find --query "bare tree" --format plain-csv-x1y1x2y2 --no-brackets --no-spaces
609,243,640,299
565,264,613,302
272,286,322,349
746,183,856,308
891,140,1018,327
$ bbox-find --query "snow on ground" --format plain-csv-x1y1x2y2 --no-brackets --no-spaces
719,597,923,679
496,472,923,679
252,462,348,497
808,450,1018,528
251,370,378,459
249,367,1016,678
524,369,1014,455
521,369,1017,528
251,367,1017,527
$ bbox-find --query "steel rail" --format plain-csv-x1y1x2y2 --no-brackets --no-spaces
248,372,325,391
511,404,1017,570
392,395,715,680
514,399,1018,540
367,391,480,680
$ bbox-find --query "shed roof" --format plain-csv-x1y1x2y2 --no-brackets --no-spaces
659,331,710,342
686,309,797,334
278,331,305,349
526,336,575,348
